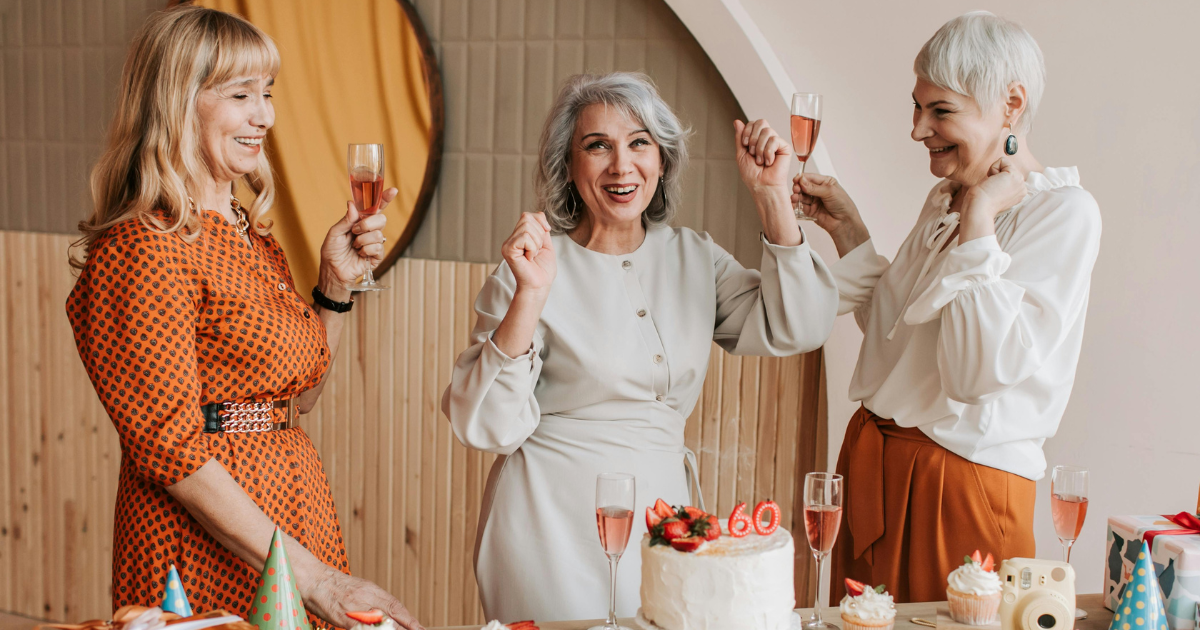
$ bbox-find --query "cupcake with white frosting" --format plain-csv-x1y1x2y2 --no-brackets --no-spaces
840,579,897,630
946,550,1002,625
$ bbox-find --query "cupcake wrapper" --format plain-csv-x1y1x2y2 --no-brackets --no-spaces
946,590,1001,626
840,614,895,630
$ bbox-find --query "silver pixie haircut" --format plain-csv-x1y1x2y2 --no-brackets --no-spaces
536,72,690,233
914,11,1045,134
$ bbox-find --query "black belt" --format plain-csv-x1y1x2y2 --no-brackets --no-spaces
202,399,297,433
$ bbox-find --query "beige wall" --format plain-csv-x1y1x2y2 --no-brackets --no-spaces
741,0,1200,591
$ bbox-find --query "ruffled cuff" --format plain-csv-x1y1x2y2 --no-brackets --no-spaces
904,235,1011,324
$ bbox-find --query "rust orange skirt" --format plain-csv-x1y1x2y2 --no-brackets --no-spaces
830,406,1035,603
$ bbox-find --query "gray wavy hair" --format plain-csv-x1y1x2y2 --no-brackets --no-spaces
535,72,690,233
915,11,1046,134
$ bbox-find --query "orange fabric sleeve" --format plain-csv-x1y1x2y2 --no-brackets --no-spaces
67,227,212,486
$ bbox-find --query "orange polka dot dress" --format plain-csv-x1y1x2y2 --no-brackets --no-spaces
66,211,348,628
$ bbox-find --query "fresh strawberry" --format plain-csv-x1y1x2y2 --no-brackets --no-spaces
681,506,707,524
982,553,995,572
844,578,868,598
670,536,705,552
971,549,982,565
653,499,674,519
505,622,539,630
646,507,664,530
661,518,690,541
346,611,385,625
702,515,720,540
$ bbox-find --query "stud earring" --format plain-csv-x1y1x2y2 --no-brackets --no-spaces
1004,126,1019,156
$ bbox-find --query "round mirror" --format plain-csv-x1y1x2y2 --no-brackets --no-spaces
187,0,443,291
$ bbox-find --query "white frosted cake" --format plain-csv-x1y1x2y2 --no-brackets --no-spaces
639,521,796,630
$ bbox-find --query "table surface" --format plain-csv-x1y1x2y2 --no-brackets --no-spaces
0,593,1112,630
431,593,1113,630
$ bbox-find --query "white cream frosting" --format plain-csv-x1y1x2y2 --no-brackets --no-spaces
947,561,1002,595
640,520,795,630
480,622,506,630
839,589,896,621
351,618,398,630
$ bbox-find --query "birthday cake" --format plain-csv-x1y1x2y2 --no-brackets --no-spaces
638,500,796,630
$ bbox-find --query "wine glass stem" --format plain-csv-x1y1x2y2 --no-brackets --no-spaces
1062,540,1074,564
811,552,827,624
606,555,620,629
363,268,375,284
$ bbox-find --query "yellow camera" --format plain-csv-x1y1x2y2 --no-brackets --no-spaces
998,558,1076,630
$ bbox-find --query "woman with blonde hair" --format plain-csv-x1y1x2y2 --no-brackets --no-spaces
444,72,839,622
795,12,1102,601
66,6,421,629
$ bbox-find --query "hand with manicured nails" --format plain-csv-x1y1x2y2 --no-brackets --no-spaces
962,157,1028,227
793,173,871,257
503,212,556,296
319,188,396,292
734,119,792,195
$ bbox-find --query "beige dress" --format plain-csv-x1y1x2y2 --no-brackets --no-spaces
442,224,838,622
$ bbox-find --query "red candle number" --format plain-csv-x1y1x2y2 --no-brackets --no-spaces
752,500,780,536
728,502,753,538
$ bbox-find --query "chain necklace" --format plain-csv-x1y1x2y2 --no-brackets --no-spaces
188,195,249,236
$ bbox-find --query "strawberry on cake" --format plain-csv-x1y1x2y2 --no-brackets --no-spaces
638,500,797,630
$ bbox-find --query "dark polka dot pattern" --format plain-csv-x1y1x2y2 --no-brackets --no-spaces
65,211,347,628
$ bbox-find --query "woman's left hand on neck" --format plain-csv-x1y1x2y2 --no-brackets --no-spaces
734,119,803,247
958,155,1033,243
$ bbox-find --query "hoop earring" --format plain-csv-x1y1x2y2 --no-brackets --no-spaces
565,183,579,216
1004,126,1019,156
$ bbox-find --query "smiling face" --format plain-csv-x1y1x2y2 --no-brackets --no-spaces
196,75,275,186
569,103,663,228
911,78,1011,186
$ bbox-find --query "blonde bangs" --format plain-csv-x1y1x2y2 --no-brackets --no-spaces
202,18,280,90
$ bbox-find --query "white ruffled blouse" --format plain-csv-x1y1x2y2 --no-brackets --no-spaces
831,167,1102,480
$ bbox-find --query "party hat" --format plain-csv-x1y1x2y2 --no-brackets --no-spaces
160,564,193,616
248,528,313,630
1110,541,1169,630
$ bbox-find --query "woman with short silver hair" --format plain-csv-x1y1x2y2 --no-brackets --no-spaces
796,12,1101,600
444,72,838,621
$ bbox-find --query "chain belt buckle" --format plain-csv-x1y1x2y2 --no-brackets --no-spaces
202,399,296,434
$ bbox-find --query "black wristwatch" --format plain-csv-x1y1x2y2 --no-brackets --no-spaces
312,286,354,313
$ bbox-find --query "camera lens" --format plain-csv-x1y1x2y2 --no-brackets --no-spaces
1038,613,1057,628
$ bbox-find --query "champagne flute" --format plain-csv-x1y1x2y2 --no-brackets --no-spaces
790,93,823,221
1051,465,1089,620
803,472,843,630
590,473,635,630
347,143,388,291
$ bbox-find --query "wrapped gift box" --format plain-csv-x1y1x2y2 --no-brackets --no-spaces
1105,514,1200,630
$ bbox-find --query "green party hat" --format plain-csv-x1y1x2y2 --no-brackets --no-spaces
248,528,313,630
1110,541,1168,630
161,564,193,616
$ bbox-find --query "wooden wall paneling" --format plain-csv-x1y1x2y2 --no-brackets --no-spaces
716,354,741,515
698,351,722,511
446,264,470,625
735,357,761,508
403,259,425,616
0,229,11,610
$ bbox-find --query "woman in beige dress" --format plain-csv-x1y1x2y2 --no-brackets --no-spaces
442,72,839,622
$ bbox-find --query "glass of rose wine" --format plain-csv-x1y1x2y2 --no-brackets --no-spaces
803,472,843,630
1051,465,1089,620
591,472,635,630
348,143,387,291
790,93,823,221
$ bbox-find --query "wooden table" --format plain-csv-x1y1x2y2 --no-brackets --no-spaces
432,593,1113,630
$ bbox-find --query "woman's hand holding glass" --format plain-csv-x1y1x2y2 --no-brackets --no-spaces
793,173,871,257
318,190,396,299
734,119,801,246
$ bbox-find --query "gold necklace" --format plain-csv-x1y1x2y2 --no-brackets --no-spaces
187,195,249,236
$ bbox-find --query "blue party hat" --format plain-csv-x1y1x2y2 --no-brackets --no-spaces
1110,541,1168,630
161,563,193,616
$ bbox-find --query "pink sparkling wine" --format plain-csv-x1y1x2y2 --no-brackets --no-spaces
790,114,822,162
1051,493,1088,541
350,167,384,215
596,506,634,556
803,504,842,554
